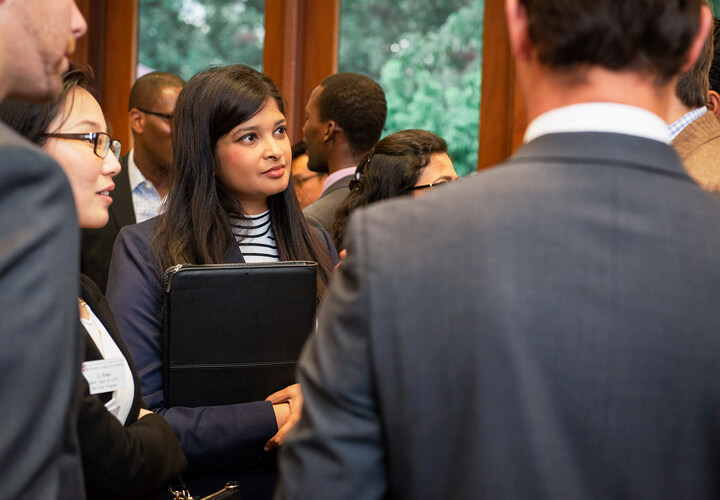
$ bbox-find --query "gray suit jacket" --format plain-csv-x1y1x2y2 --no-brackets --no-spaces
302,174,353,235
278,132,720,499
0,122,85,499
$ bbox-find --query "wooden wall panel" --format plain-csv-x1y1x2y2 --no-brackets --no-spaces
101,1,138,151
478,0,526,170
73,1,137,151
265,0,339,144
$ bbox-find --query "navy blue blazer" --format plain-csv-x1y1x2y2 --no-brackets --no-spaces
106,216,337,496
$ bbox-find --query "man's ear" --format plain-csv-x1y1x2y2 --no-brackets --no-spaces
128,109,145,134
708,90,720,120
323,120,337,142
505,0,532,62
680,5,712,73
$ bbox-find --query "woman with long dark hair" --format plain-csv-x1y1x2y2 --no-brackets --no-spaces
0,66,187,499
331,129,457,250
106,64,337,498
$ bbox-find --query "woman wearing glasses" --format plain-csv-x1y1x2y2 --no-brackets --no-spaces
105,64,338,499
331,129,458,250
0,66,187,499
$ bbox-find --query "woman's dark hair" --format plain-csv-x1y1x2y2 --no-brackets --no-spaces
331,129,447,250
0,64,94,145
152,64,334,298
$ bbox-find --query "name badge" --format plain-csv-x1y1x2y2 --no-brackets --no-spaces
81,358,126,395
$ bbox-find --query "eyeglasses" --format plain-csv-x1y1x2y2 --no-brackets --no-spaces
292,173,323,187
44,132,122,160
402,180,450,193
137,108,173,121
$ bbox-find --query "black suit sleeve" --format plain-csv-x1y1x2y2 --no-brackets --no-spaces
78,378,187,499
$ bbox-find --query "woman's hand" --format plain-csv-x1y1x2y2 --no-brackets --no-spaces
335,249,347,271
264,383,303,451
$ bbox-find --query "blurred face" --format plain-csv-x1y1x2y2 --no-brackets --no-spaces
134,85,182,172
44,87,121,228
292,153,327,209
411,152,457,197
5,0,87,100
302,85,329,174
216,98,292,215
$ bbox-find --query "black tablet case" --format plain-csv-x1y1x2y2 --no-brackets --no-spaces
161,262,317,408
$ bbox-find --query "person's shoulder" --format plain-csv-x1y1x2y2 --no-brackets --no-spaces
118,215,160,240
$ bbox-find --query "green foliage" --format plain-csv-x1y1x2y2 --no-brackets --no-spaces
138,0,265,79
340,0,484,176
138,0,484,174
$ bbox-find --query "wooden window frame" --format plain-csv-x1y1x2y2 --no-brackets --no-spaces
74,0,518,171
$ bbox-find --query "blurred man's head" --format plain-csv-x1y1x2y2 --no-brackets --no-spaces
506,0,711,121
0,0,86,102
707,18,720,119
513,0,707,83
128,71,185,173
303,73,386,174
676,16,714,110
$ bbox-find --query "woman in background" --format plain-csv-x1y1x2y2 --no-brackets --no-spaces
0,66,187,499
331,128,457,250
106,64,337,499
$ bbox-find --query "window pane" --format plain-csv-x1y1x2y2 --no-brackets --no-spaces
138,0,265,80
339,0,484,176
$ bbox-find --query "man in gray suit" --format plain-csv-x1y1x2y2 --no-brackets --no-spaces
302,73,386,234
0,1,87,498
278,1,720,499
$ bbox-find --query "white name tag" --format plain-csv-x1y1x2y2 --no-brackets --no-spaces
81,358,127,395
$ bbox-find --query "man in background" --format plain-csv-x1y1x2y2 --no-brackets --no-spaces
669,21,720,194
302,73,386,234
706,18,720,120
82,71,184,292
0,1,87,498
291,141,327,209
278,0,720,498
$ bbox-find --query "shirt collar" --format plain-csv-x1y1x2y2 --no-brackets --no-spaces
524,102,671,145
668,106,707,139
127,150,150,191
322,166,357,194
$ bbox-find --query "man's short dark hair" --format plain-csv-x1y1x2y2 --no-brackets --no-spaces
318,73,387,156
128,71,185,111
676,19,714,109
708,18,720,93
520,0,705,83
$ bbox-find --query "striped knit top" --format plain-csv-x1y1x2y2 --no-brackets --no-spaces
231,210,279,262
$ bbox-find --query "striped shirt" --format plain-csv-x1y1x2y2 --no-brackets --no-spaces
231,211,279,262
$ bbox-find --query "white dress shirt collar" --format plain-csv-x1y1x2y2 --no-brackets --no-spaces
524,103,671,145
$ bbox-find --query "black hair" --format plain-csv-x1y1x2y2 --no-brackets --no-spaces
331,129,447,250
318,73,387,156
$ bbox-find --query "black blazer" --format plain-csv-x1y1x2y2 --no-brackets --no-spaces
78,274,187,499
81,154,135,293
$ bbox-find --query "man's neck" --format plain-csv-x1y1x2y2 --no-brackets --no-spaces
132,147,170,198
520,64,676,125
667,96,694,125
326,141,361,175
